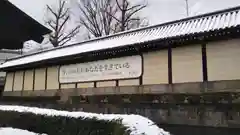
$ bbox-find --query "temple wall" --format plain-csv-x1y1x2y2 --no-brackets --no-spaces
143,50,169,84
4,39,240,92
207,39,240,81
172,45,203,83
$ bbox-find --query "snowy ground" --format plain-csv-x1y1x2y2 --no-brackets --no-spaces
0,105,171,135
0,127,47,135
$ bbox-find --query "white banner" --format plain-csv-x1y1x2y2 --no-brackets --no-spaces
59,55,142,83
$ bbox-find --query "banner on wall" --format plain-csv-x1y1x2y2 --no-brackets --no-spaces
59,55,142,83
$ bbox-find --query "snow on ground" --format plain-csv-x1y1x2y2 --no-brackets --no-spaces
0,105,170,135
0,127,47,135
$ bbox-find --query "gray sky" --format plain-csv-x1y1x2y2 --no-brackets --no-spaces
142,0,240,25
9,0,240,25
8,0,240,51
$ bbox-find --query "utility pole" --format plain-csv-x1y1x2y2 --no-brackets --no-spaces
185,0,189,16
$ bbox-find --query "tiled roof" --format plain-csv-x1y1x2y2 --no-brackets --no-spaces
1,6,240,69
0,0,51,46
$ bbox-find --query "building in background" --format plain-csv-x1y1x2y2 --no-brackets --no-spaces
0,50,21,64
0,50,21,74
0,0,51,91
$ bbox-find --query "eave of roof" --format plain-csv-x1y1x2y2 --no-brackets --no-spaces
0,50,22,55
0,0,51,47
1,5,240,71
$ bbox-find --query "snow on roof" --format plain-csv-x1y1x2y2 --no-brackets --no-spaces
0,127,47,135
0,105,170,135
1,6,240,69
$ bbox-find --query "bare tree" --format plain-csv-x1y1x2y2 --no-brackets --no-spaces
110,0,148,32
46,0,80,47
78,0,118,37
77,0,148,38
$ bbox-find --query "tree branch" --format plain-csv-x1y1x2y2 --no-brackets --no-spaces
45,0,80,47
125,5,146,22
47,5,58,19
77,0,147,37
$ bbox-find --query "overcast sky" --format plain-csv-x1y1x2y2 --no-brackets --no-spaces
9,0,240,25
8,0,240,51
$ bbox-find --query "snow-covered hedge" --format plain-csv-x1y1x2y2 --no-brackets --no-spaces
0,127,47,135
0,105,170,135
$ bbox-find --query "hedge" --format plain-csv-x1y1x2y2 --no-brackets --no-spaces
0,105,170,135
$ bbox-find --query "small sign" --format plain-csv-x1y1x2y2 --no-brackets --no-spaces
59,55,142,83
123,98,131,103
